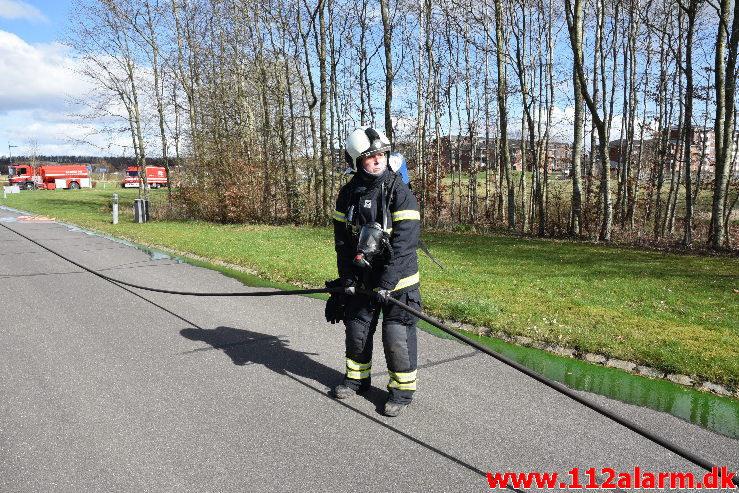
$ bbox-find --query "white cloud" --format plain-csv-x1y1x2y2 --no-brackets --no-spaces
3,114,128,156
0,31,91,114
507,105,660,147
0,30,120,156
507,105,577,142
0,0,48,23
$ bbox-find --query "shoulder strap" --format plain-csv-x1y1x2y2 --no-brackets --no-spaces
381,172,400,231
385,171,400,206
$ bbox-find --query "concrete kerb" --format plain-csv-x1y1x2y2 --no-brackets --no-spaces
461,325,737,400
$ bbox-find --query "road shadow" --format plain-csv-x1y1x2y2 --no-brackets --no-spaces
179,325,387,409
179,325,505,485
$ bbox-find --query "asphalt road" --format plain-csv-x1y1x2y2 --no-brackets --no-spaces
0,207,736,492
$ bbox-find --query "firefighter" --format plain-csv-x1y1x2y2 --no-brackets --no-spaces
325,126,422,417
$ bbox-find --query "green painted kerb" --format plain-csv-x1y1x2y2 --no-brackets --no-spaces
455,329,739,440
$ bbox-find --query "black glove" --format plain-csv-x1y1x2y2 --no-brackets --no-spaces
375,289,392,304
324,279,346,324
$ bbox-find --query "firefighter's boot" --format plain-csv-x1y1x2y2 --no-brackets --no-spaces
332,382,369,399
332,384,356,399
383,400,407,417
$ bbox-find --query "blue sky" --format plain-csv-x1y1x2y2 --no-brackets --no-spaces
0,0,641,160
0,0,583,160
0,0,67,44
0,0,115,157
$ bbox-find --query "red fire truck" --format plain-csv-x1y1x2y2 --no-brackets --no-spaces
7,164,33,189
122,166,167,188
8,164,91,190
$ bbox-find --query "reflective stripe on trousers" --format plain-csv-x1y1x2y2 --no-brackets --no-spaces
388,369,417,391
345,357,371,380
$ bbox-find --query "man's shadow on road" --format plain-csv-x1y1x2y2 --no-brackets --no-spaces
179,325,495,482
179,326,388,410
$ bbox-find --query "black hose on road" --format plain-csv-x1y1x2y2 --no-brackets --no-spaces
375,290,737,486
1,221,736,486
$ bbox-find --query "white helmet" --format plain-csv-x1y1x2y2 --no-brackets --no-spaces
344,126,391,169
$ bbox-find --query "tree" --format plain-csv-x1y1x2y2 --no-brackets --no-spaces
569,0,585,236
677,0,702,246
494,0,515,227
565,0,613,241
379,0,395,142
710,0,739,248
70,0,150,200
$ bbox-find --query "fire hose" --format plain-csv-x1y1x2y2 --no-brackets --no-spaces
1,220,736,485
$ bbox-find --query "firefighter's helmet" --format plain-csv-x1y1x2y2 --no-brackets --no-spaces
344,127,391,170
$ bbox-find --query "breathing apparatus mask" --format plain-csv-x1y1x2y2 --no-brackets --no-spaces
353,222,392,269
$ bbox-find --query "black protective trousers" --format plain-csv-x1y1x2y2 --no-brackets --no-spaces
342,288,422,404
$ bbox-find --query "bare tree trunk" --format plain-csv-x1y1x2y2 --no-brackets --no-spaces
328,0,339,213
431,10,444,225
297,5,320,218
358,5,370,125
116,12,149,201
454,82,464,224
569,0,584,236
495,0,515,227
462,33,478,225
653,28,671,238
141,0,171,200
630,50,650,230
415,0,429,218
723,130,739,245
664,58,684,236
170,0,202,172
711,0,739,248
380,0,394,141
318,0,329,218
596,0,613,241
679,0,700,246
565,0,611,241
483,5,493,222
542,0,555,235
622,1,639,230
511,0,529,231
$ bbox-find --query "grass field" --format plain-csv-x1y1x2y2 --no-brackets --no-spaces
2,187,737,390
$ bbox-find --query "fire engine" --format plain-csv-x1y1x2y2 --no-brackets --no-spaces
7,164,33,189
122,166,167,188
7,164,91,190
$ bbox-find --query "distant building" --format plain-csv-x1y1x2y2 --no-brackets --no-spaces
509,140,573,173
609,126,739,175
434,135,494,173
608,139,649,178
661,126,716,172
434,135,576,174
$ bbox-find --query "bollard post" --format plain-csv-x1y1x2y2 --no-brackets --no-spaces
112,193,119,224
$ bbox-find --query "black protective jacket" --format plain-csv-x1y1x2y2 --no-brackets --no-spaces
332,170,420,294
